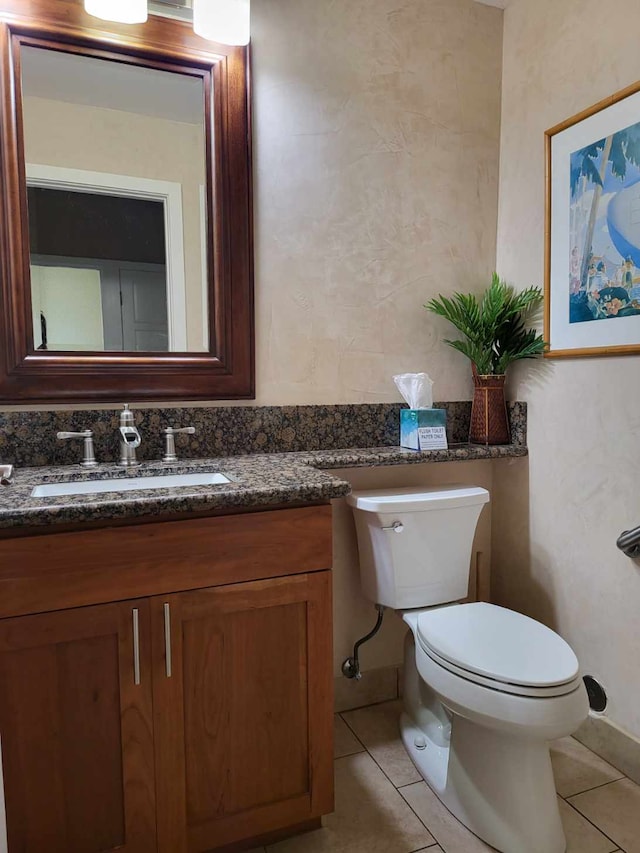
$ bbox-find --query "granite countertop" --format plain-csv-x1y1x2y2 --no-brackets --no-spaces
0,442,527,531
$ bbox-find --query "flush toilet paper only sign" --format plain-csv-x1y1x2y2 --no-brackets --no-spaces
400,409,448,451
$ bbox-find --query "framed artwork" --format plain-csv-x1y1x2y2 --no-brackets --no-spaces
545,81,640,357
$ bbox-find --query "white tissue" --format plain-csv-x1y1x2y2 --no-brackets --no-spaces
393,373,434,410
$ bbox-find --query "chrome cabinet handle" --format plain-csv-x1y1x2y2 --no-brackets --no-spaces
132,608,141,686
163,603,172,678
381,521,404,533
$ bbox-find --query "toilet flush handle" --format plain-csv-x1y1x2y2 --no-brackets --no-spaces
382,521,404,533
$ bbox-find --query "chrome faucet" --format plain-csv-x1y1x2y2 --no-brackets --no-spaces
118,404,142,468
0,464,13,486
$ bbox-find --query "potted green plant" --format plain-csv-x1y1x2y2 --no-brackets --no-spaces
425,274,546,445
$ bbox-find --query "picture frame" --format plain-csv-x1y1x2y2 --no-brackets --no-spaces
545,81,640,358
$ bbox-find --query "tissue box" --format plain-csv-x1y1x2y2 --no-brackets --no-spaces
400,408,448,451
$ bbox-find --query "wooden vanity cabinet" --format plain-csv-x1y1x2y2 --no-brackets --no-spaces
0,505,334,853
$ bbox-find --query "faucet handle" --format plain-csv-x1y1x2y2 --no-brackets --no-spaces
57,430,98,468
0,464,14,486
163,426,196,463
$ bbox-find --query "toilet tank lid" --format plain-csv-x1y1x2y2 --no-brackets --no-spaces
346,485,490,513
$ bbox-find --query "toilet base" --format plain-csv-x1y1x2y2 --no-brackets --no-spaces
401,713,566,853
401,633,567,853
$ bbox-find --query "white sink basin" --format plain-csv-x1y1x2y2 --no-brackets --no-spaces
31,472,231,498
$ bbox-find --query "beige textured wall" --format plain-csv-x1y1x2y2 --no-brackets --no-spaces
494,0,640,738
252,0,503,405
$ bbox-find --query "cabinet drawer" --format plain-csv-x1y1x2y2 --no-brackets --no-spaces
0,505,333,618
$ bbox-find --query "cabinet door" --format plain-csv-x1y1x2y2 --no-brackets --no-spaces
153,572,333,853
0,600,156,853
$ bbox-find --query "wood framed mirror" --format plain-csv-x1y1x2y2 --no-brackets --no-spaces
0,0,253,403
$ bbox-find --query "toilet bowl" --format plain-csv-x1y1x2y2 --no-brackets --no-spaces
347,486,589,853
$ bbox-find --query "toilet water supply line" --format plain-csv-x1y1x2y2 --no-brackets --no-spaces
342,604,385,680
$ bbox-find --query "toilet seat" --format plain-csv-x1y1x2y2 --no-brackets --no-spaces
416,603,581,698
420,643,582,698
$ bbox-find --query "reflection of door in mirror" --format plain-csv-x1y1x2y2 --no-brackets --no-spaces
30,254,169,352
21,45,209,353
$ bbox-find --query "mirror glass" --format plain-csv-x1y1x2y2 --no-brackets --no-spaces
21,46,210,353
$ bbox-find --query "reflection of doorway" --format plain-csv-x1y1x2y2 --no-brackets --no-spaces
31,256,168,351
27,164,188,350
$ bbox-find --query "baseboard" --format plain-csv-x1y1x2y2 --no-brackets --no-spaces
334,665,401,712
575,712,640,786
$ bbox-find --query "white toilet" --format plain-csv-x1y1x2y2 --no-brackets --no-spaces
347,485,589,853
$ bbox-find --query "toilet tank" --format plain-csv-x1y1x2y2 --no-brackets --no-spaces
346,485,490,609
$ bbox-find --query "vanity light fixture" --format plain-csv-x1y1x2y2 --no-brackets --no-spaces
84,0,149,24
193,0,250,46
85,0,251,46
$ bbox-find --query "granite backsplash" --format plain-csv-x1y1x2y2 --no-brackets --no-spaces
0,402,527,468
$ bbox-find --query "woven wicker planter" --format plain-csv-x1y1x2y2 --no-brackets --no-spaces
470,372,510,445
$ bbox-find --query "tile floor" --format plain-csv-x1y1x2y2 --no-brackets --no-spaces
253,700,640,853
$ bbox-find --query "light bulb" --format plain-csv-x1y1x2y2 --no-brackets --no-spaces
84,0,148,24
193,0,250,46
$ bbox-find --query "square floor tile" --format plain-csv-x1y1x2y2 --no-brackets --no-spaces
569,778,640,853
551,736,624,797
341,700,421,787
400,782,617,853
399,781,495,852
267,752,435,853
334,715,364,759
557,798,617,853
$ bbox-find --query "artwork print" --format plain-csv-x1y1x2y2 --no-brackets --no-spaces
546,84,640,357
570,119,640,323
